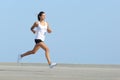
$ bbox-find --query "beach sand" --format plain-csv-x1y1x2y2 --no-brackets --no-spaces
0,63,120,80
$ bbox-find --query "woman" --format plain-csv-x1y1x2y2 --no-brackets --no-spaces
18,11,57,68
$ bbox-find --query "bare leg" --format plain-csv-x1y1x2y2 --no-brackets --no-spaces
21,44,41,58
39,42,51,65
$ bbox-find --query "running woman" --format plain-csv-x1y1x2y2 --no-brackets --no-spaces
18,11,57,68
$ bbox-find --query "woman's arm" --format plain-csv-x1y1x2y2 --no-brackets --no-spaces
47,22,52,33
31,22,38,34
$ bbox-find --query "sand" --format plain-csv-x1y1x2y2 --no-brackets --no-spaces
0,63,120,80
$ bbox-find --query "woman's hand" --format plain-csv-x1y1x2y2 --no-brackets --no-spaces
31,22,38,34
32,30,36,34
47,22,52,33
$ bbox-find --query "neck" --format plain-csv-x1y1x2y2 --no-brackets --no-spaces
40,19,44,22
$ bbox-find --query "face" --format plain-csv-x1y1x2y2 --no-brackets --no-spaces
40,13,46,20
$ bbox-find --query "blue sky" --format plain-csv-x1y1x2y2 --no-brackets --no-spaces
0,0,120,64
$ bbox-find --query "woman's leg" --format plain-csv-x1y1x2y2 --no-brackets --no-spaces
39,42,51,65
21,44,41,58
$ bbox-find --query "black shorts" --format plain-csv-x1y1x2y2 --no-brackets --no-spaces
35,39,43,44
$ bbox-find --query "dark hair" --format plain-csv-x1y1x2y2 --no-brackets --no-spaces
38,11,45,21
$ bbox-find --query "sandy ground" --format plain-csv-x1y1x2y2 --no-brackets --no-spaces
0,63,120,80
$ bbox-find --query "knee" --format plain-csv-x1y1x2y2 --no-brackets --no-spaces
31,50,36,54
45,47,49,52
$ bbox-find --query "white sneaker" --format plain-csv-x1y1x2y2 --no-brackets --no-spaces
49,63,57,68
17,54,22,63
